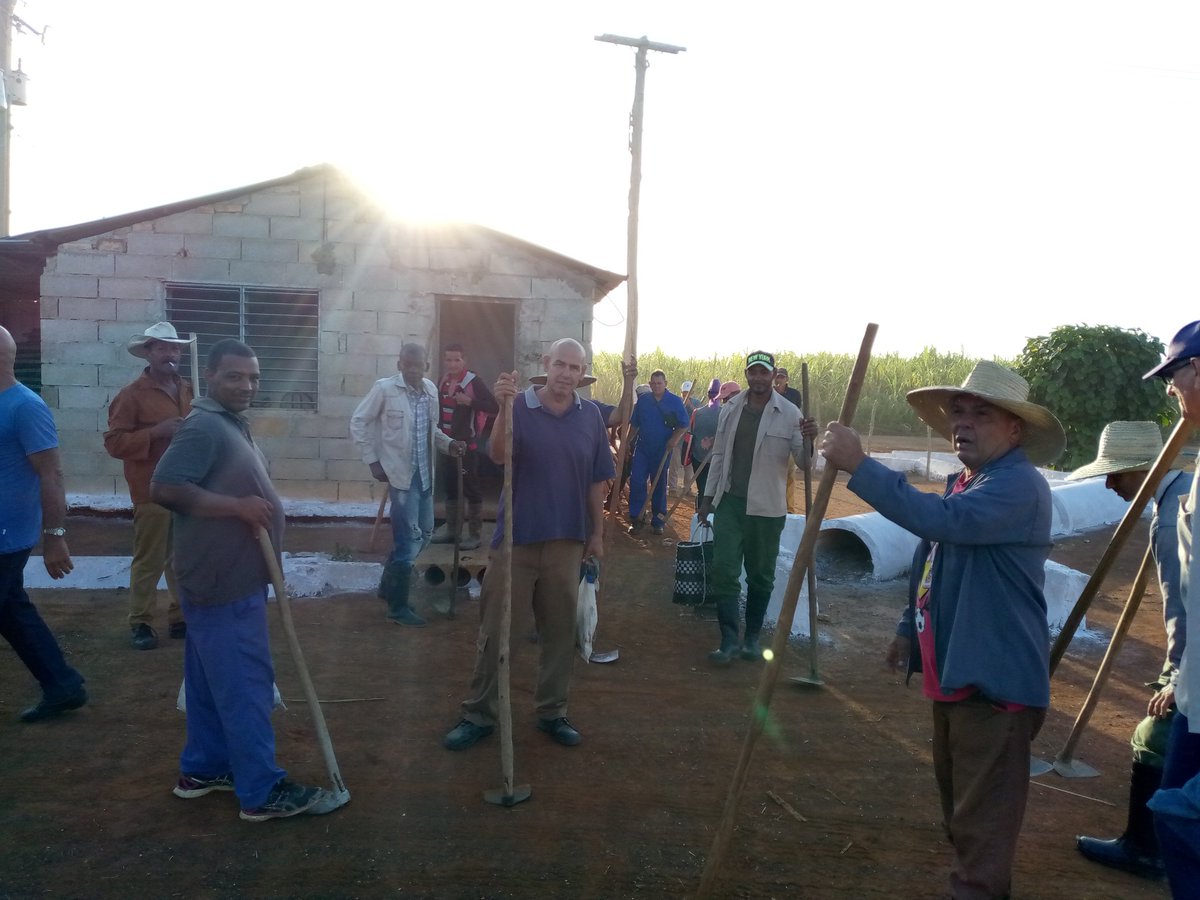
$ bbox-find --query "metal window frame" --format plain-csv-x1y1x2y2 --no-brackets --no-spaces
165,282,319,411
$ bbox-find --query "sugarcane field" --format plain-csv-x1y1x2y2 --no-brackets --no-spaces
0,442,1176,899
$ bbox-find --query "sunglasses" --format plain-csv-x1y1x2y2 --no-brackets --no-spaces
1164,358,1196,386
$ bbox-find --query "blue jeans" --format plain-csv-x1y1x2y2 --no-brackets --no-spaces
180,588,285,809
389,470,434,566
0,548,84,701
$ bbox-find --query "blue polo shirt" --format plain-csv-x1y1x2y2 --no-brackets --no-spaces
492,387,615,547
631,390,689,453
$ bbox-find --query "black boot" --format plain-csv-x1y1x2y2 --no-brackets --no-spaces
384,563,425,627
741,592,769,660
1076,761,1164,879
708,598,740,666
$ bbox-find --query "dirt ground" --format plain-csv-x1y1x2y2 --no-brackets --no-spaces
0,448,1176,899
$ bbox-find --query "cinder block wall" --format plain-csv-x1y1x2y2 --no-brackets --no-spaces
40,173,599,504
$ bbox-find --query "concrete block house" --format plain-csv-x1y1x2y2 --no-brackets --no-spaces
0,165,623,503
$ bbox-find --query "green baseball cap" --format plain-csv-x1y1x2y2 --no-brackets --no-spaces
745,350,775,371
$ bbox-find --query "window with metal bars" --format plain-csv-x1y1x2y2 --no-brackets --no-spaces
165,283,319,410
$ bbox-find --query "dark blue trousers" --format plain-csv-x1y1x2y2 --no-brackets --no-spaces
0,548,84,701
1153,711,1200,899
180,588,285,809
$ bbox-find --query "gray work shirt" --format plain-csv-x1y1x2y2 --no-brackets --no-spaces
152,397,284,606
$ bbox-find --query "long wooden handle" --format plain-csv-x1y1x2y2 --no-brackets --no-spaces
1055,545,1154,766
497,393,518,796
698,324,878,897
368,492,388,553
450,459,465,616
801,362,820,676
1049,418,1190,674
666,454,711,521
256,528,349,800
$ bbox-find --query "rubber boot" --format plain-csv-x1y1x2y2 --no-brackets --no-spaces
741,593,768,660
430,506,460,544
1076,761,1165,878
384,563,425,627
708,598,740,666
377,562,398,600
740,629,763,661
460,501,483,551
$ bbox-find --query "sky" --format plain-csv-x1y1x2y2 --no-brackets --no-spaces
6,1,1200,362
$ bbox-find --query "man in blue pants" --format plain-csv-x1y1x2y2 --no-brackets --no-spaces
626,369,688,535
152,338,329,823
0,324,87,723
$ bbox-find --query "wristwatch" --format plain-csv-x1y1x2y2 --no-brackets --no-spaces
42,527,67,537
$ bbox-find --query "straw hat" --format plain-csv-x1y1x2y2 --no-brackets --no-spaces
1066,421,1164,481
127,322,193,359
906,360,1066,465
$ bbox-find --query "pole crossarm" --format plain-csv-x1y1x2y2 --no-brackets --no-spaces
594,33,687,54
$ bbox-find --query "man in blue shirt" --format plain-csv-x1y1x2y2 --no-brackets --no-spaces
0,325,87,723
626,370,689,535
443,338,613,751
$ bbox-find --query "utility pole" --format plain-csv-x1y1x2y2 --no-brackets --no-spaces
0,0,15,235
595,33,685,369
596,33,684,517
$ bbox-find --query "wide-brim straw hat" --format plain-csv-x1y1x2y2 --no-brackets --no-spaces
127,322,194,359
527,373,598,387
1066,421,1164,481
906,360,1066,466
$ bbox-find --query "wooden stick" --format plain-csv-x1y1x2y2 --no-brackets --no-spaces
1030,780,1117,807
494,392,521,799
1054,544,1154,768
256,528,350,806
698,324,877,897
666,454,711,521
1049,418,1189,675
767,789,809,824
368,491,388,553
802,362,821,682
449,457,465,618
189,332,200,398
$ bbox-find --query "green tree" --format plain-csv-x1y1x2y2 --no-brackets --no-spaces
1014,325,1174,470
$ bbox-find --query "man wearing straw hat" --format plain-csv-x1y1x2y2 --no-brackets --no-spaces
1067,421,1189,879
1143,321,1200,895
700,351,815,666
822,360,1064,900
443,338,613,751
151,339,326,822
104,323,195,650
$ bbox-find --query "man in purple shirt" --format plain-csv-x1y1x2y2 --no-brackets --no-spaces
443,338,614,751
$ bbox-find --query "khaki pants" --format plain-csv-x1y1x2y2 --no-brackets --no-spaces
460,540,584,726
931,696,1046,900
128,502,182,628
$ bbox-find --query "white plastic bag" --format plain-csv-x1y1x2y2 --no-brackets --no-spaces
576,561,599,663
690,514,714,544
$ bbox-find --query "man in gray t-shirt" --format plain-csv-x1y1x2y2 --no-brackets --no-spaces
152,339,325,823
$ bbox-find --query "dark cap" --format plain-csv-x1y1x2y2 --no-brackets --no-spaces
1144,320,1200,380
746,350,775,371
775,367,789,378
